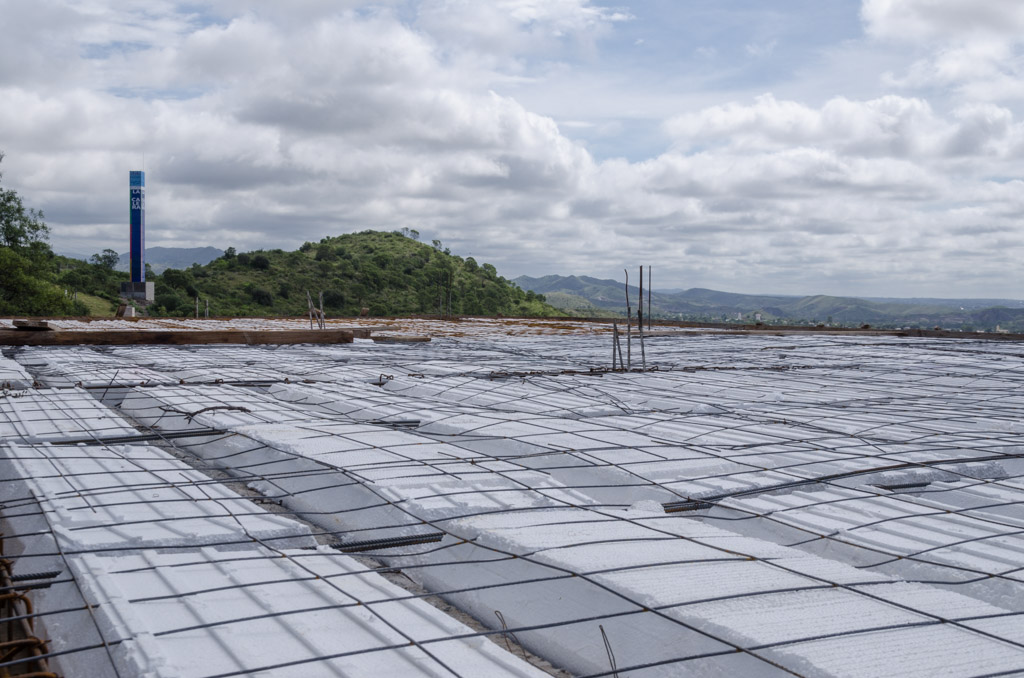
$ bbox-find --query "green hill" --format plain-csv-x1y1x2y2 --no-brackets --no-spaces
542,291,606,315
148,230,562,318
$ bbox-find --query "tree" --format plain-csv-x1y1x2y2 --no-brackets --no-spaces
0,151,85,315
0,152,48,256
314,244,335,261
90,248,119,270
222,247,236,260
162,268,191,289
250,288,272,305
154,290,183,312
0,247,74,314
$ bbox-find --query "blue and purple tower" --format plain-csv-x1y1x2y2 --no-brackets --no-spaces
129,170,145,282
120,170,155,301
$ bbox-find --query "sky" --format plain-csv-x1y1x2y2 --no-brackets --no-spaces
2,0,1024,298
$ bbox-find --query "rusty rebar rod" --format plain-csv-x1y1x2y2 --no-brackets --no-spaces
0,553,57,678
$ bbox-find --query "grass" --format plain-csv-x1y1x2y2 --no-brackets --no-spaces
76,292,116,316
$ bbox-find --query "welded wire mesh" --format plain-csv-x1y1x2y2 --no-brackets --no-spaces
2,324,1024,677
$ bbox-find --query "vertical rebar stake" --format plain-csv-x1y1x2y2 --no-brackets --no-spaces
615,322,624,369
612,322,618,370
624,269,631,370
648,264,652,330
639,309,646,372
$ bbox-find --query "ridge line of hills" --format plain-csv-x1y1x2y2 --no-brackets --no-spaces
39,241,1024,330
58,246,225,274
52,231,561,318
514,274,1024,331
117,246,223,274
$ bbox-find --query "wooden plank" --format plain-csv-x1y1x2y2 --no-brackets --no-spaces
371,335,431,343
0,329,354,346
12,320,52,331
351,327,390,339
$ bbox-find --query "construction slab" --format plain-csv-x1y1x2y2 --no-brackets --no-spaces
3,322,1024,677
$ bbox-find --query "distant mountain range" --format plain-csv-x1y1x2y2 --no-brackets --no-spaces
62,246,224,274
116,246,224,274
515,274,1024,331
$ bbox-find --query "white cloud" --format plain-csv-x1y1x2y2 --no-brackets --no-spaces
864,0,1024,102
416,0,631,64
745,40,777,58
861,0,1024,42
0,1,1023,297
664,93,1023,159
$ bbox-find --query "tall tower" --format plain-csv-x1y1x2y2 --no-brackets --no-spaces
129,170,145,282
120,170,154,301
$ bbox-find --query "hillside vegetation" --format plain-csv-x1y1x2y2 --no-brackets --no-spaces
148,231,562,318
0,152,93,316
3,149,559,320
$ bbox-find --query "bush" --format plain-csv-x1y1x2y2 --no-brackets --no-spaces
252,255,270,270
250,288,272,305
155,291,182,312
315,244,335,261
322,290,345,308
0,248,83,315
162,268,190,289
